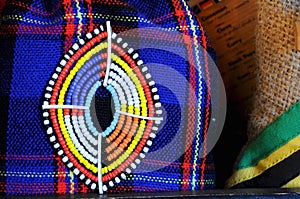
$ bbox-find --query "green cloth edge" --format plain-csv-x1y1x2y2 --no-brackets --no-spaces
236,101,300,170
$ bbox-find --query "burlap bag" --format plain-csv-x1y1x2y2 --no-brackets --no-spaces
227,0,300,188
249,0,300,138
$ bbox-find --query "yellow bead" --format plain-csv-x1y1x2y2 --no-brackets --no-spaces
121,104,127,109
85,162,90,169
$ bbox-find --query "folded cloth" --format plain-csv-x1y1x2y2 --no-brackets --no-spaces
227,0,300,188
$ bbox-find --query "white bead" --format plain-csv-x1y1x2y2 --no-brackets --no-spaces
155,103,161,108
60,60,66,66
72,43,79,50
100,25,104,31
117,37,122,43
103,185,108,191
152,126,158,131
79,39,85,45
49,80,55,86
152,88,158,92
142,67,148,72
131,163,136,169
44,93,51,99
135,159,141,165
43,112,49,117
50,136,56,142
137,60,144,66
139,153,145,159
44,120,49,125
58,150,63,156
154,95,159,100
128,48,134,54
62,156,68,162
46,86,52,92
80,174,85,180
132,53,138,59
115,177,121,183
109,181,114,187
64,54,70,59
67,162,73,168
150,133,156,138
156,110,163,114
73,168,79,175
122,43,128,48
68,50,74,55
147,140,153,146
111,32,117,39
94,28,100,35
54,143,59,149
52,73,58,79
145,74,151,79
91,183,96,190
149,81,155,86
126,168,131,174
85,179,91,185
47,127,53,134
155,120,162,125
86,33,92,39
55,67,62,72
121,173,126,179
143,147,149,153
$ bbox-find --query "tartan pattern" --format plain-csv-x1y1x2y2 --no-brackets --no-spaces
0,0,216,195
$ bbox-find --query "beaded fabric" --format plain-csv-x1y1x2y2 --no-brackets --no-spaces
0,0,216,195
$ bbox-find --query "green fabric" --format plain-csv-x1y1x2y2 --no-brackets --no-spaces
236,101,300,170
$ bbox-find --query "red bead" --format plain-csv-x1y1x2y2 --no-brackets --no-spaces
54,85,60,90
83,45,89,51
89,39,95,46
49,100,56,105
64,109,70,115
52,120,58,125
63,68,69,73
73,53,80,60
70,156,75,162
86,41,92,48
91,176,97,181
103,176,108,182
78,110,83,116
57,76,64,83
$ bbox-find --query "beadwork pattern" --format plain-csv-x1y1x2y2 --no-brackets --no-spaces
42,25,163,192
0,0,216,195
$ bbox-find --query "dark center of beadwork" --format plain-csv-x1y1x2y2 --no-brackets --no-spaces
94,85,115,132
